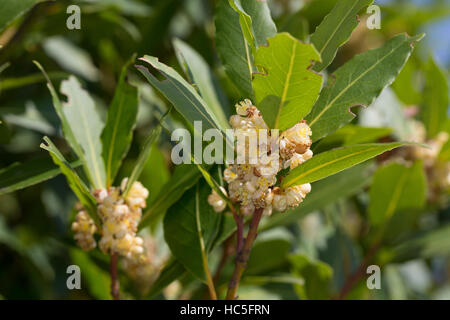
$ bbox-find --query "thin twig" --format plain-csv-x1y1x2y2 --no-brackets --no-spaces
110,253,120,300
337,243,380,300
226,208,264,300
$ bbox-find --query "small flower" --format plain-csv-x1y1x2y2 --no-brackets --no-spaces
208,187,228,213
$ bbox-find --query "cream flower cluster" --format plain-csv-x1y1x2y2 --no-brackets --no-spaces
208,99,313,216
71,178,149,261
71,209,97,251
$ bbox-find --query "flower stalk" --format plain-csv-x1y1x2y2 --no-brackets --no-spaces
226,207,264,300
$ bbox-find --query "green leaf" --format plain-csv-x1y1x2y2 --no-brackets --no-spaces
173,38,230,130
70,249,111,300
139,164,202,229
163,182,222,281
214,0,276,98
101,59,138,186
392,224,450,262
136,56,232,149
123,124,161,196
0,157,81,196
60,76,106,189
40,137,99,225
289,254,333,300
310,0,373,72
313,124,392,153
0,0,46,32
228,0,277,50
368,161,426,227
421,56,449,138
281,142,409,188
305,33,423,141
34,62,87,177
261,162,372,231
246,228,292,275
253,33,323,130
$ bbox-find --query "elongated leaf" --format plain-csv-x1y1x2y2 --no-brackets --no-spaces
0,157,81,195
392,224,450,262
313,124,392,153
311,0,373,72
40,137,98,225
173,38,230,129
253,33,323,130
34,62,86,173
421,56,448,138
123,125,161,196
215,0,253,98
281,142,409,188
61,76,106,189
261,161,372,231
305,34,423,141
369,161,426,227
101,59,138,186
228,0,277,50
0,0,46,32
136,56,232,149
215,0,276,98
139,164,202,229
164,182,222,281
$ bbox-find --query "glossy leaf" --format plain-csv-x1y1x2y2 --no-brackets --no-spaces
369,161,426,227
311,0,373,72
173,38,230,129
262,162,372,231
40,137,98,224
163,182,222,281
313,124,392,153
136,56,232,149
305,34,423,141
253,33,323,130
60,76,106,189
0,157,81,196
281,142,409,188
228,0,277,50
421,56,449,138
101,59,138,186
34,62,86,175
215,0,276,99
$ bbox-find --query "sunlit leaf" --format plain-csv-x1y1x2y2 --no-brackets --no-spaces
310,0,373,72
253,33,323,130
281,142,410,188
305,34,423,141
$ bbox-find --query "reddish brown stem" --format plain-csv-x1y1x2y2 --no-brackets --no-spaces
226,208,264,300
337,243,380,300
110,253,120,300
